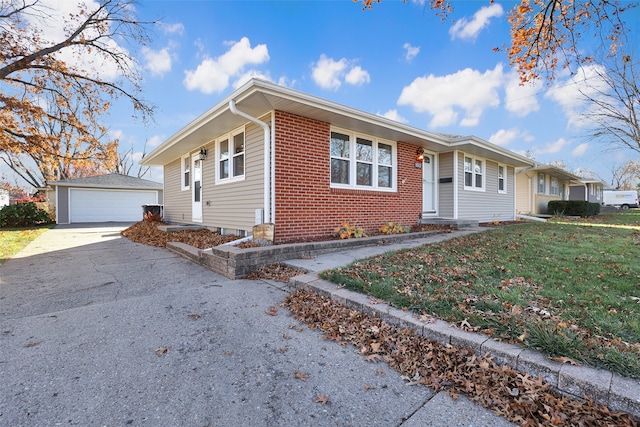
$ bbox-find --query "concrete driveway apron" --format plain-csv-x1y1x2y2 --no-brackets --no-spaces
0,224,514,427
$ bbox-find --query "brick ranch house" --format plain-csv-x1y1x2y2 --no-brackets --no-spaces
141,79,534,243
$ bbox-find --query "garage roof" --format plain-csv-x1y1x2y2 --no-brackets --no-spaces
48,173,163,190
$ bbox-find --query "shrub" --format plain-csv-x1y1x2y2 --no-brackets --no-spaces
335,221,367,239
379,221,410,234
0,202,53,228
547,200,600,217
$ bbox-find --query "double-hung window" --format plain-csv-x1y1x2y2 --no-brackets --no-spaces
330,129,395,191
537,173,546,194
181,154,190,190
216,128,245,184
463,155,484,191
497,164,506,194
550,177,558,195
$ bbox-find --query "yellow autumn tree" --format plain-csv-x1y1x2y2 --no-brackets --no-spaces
0,0,154,188
357,0,635,83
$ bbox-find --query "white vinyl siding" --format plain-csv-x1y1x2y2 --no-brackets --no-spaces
458,157,515,222
203,119,266,232
163,157,192,224
438,152,455,218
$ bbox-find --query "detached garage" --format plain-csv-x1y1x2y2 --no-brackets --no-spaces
50,174,163,224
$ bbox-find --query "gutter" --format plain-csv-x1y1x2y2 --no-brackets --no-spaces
228,100,272,223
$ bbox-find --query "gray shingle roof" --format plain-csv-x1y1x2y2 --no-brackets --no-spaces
48,173,163,190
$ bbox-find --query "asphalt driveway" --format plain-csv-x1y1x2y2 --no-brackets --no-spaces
0,224,513,426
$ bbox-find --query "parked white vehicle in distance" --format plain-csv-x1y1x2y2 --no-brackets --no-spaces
602,190,639,209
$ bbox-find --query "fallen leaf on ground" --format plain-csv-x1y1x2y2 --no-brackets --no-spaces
315,394,329,405
155,347,171,356
188,313,200,320
294,370,310,381
265,306,278,316
23,341,41,348
550,356,580,365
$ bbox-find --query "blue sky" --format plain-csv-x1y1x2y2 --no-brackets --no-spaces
4,0,640,187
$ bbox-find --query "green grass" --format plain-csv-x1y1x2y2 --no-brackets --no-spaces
321,211,640,378
0,225,54,265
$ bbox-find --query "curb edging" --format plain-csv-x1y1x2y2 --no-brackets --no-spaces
288,275,640,420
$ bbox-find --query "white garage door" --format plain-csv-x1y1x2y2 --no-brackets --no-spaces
70,188,158,223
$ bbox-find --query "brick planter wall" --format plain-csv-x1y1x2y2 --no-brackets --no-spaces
273,110,423,244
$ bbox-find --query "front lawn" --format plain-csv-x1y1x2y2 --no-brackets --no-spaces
321,211,640,378
0,225,54,266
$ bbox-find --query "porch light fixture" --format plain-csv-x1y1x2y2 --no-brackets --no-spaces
416,147,425,162
197,148,208,161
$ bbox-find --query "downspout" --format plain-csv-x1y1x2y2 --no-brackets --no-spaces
228,100,271,223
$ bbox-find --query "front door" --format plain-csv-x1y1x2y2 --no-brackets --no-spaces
422,152,436,213
192,153,202,222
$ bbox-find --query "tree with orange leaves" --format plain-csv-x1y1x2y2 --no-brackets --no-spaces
0,0,154,188
357,0,635,83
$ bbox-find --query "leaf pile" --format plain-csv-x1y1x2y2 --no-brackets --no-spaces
283,290,639,427
121,221,239,249
246,263,306,283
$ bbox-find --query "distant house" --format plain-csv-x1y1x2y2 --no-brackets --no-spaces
141,79,533,243
516,164,582,215
49,173,163,224
568,179,609,204
0,189,9,209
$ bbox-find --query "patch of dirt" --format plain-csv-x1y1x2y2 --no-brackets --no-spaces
283,290,639,426
121,221,240,249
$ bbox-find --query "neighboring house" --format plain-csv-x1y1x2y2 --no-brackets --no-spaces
141,79,533,243
568,179,608,204
516,164,582,215
0,189,9,209
49,173,163,224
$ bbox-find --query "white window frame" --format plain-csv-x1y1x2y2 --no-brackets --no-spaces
497,164,507,194
550,176,560,196
329,127,397,192
215,126,246,185
463,155,485,191
181,154,190,191
537,173,547,194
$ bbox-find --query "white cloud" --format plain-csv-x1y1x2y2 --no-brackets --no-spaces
345,66,370,86
312,55,348,90
544,64,607,129
403,43,420,62
449,4,504,41
489,128,533,147
504,72,540,117
572,143,589,156
311,54,371,90
147,135,165,148
183,37,269,94
397,64,504,128
378,109,408,124
533,137,571,155
142,47,172,76
160,22,185,35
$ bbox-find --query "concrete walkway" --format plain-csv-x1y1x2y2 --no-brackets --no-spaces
0,224,515,427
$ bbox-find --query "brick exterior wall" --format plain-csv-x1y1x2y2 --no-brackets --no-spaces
273,110,423,243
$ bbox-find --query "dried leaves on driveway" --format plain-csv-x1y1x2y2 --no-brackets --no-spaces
121,221,239,249
283,290,639,427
